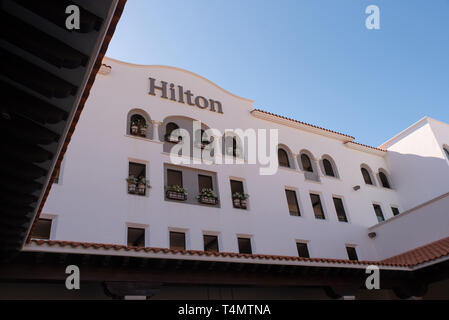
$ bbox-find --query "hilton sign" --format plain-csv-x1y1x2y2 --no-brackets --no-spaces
149,77,223,114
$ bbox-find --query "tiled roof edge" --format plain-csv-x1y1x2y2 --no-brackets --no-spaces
252,109,355,140
28,239,411,268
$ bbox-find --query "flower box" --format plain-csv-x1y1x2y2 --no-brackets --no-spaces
199,196,218,205
128,183,137,194
139,126,147,137
165,134,182,143
166,190,187,201
137,183,146,195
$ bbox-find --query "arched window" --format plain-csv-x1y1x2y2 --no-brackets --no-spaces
127,109,151,138
224,135,242,158
379,171,391,188
361,168,373,185
232,137,238,157
278,149,290,167
323,159,335,177
301,154,313,172
165,122,180,142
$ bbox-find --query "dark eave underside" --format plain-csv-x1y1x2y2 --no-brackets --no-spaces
0,0,126,259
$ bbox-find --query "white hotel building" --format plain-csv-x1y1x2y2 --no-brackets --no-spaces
5,57,449,299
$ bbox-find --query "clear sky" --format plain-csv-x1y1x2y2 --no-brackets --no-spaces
106,0,449,147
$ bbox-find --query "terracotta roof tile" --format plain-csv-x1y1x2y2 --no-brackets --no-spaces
252,109,355,139
34,238,449,268
381,236,449,266
346,141,387,152
29,239,405,268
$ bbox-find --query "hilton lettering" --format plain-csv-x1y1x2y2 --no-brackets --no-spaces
149,77,223,113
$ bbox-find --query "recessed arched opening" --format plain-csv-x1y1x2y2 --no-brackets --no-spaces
300,154,313,172
165,122,181,142
319,155,339,178
278,148,290,168
161,116,212,156
298,150,320,182
378,169,392,189
323,159,334,176
360,164,375,186
127,108,152,139
223,135,243,158
277,144,295,169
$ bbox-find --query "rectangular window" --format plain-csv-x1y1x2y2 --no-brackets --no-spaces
296,242,310,258
391,207,400,216
170,231,185,250
203,235,219,252
127,227,145,247
346,246,358,261
167,169,183,187
310,193,325,219
285,190,300,216
198,174,213,191
128,162,147,195
31,218,52,240
237,237,252,254
230,180,244,194
333,197,348,222
373,204,385,223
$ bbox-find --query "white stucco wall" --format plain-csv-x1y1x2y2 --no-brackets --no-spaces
382,118,449,210
368,193,449,260
41,57,448,262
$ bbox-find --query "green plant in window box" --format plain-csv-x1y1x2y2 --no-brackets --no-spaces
130,120,139,135
232,192,249,209
196,188,218,205
138,121,148,137
137,176,151,195
164,133,183,143
126,175,138,193
166,185,188,201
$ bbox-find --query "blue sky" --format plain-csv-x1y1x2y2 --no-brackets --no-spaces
106,0,449,147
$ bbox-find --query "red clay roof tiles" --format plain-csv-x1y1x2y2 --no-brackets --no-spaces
381,236,449,266
28,236,449,269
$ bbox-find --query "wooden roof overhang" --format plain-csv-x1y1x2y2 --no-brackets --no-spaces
1,240,447,299
0,0,127,259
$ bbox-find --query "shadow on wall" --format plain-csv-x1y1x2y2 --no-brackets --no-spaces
385,150,449,211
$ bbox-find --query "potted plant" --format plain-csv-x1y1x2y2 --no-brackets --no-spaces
232,192,249,209
164,133,182,143
166,185,187,201
239,193,249,209
232,192,242,208
130,120,139,135
196,188,218,205
137,176,151,195
126,175,138,193
138,121,147,137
